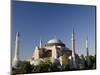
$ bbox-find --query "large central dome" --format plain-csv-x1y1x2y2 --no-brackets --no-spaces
47,38,65,47
47,38,63,44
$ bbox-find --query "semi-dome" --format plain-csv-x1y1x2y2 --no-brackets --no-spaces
47,38,63,44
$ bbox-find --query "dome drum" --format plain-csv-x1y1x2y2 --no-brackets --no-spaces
47,43,65,47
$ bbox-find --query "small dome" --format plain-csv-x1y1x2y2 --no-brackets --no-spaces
48,38,63,44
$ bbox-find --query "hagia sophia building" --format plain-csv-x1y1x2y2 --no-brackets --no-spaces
12,29,90,69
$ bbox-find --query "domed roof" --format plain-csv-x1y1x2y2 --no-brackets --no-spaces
47,38,63,44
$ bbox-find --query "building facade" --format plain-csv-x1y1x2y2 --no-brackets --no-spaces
30,38,73,65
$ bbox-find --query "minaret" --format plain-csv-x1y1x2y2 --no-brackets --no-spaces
86,37,90,66
39,40,42,48
12,32,20,68
71,28,77,69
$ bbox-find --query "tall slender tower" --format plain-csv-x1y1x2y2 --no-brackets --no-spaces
86,37,90,66
39,40,42,48
12,32,20,68
71,28,77,69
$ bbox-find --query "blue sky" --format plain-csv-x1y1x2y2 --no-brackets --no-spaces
12,1,96,60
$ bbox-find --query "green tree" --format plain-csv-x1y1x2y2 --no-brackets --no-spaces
89,55,96,69
85,55,96,69
50,63,60,72
92,63,96,69
32,60,51,73
62,53,69,70
80,55,85,62
79,55,86,69
79,64,85,70
11,68,16,75
44,58,52,65
32,58,61,72
11,68,24,75
18,61,32,74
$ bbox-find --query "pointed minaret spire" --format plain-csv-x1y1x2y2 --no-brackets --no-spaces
86,36,90,66
71,28,77,69
12,32,20,68
86,37,89,56
39,40,42,48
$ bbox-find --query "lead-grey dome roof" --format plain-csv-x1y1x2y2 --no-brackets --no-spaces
47,38,63,44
